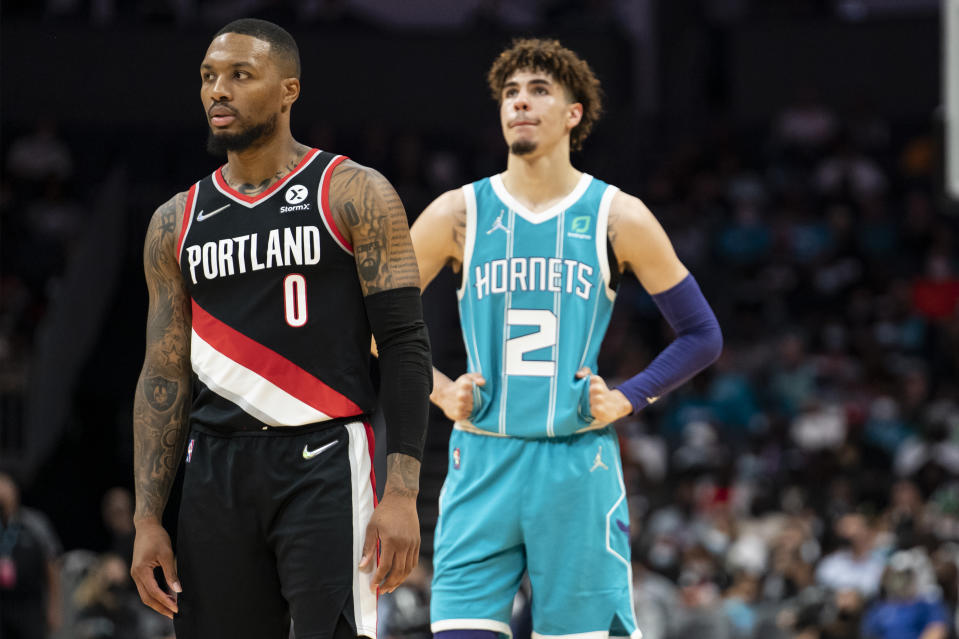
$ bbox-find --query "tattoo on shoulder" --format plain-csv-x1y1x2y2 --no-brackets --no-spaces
144,191,187,278
452,205,466,251
330,162,420,295
155,192,186,240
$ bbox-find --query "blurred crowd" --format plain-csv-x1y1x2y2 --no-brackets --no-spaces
0,0,941,30
0,472,173,639
381,92,959,639
1,15,957,639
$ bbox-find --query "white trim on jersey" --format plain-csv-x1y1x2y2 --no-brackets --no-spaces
498,207,517,436
432,619,513,638
346,422,377,638
606,452,641,635
489,173,592,224
532,632,609,639
211,149,322,209
176,183,200,265
578,279,604,374
316,155,354,255
458,183,484,380
596,185,619,302
457,183,478,301
533,632,642,639
190,330,333,426
545,209,564,437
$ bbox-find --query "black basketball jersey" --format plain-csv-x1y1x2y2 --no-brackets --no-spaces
176,149,375,430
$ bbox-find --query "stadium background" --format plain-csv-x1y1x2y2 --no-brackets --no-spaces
1,1,957,638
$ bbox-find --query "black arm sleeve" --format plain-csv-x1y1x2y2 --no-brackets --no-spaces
364,286,432,461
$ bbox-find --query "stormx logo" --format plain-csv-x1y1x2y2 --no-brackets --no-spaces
568,215,592,240
281,184,312,213
285,184,308,204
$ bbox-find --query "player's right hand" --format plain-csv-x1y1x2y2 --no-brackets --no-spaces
433,372,485,422
131,518,181,619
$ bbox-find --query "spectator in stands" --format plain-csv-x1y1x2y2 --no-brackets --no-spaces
5,119,73,185
378,558,431,639
816,512,886,597
100,487,135,566
73,553,141,639
862,555,949,639
0,471,63,639
911,252,959,322
773,86,839,155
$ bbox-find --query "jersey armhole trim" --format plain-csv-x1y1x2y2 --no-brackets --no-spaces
319,154,353,255
176,183,199,265
456,183,478,301
597,185,619,302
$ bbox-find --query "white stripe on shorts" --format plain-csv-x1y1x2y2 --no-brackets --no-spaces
347,422,377,637
432,618,513,638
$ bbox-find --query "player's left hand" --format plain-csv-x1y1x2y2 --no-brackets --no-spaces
359,494,420,594
576,367,633,426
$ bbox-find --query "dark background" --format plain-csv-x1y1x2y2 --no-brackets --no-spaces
2,3,957,625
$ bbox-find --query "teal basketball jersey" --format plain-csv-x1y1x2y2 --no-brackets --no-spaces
457,173,619,438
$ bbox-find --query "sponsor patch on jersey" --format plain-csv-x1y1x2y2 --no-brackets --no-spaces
186,438,195,463
285,184,309,204
280,203,312,213
453,447,461,469
281,185,312,212
567,214,593,240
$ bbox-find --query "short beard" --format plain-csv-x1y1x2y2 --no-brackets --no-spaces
510,139,537,156
206,114,277,156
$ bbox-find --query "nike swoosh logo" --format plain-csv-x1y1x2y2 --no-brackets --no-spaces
302,440,338,460
196,204,230,221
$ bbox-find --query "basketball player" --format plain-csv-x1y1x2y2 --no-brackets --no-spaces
411,39,723,638
130,19,431,639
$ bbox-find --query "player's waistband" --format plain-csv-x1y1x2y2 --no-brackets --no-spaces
192,414,369,438
453,419,610,438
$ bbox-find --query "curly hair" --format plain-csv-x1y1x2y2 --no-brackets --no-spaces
487,38,604,151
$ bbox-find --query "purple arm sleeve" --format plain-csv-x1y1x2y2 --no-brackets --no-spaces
614,274,723,413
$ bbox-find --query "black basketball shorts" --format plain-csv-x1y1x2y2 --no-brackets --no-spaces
173,419,378,639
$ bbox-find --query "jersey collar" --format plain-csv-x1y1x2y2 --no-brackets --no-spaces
212,148,321,208
489,172,592,224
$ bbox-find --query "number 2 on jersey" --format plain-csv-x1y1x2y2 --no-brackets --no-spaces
284,273,308,327
505,309,557,377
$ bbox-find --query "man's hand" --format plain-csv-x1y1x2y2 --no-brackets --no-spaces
359,493,419,594
432,372,485,422
131,518,181,619
576,367,633,426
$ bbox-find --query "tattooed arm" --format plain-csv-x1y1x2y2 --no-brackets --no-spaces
130,192,191,618
329,161,430,593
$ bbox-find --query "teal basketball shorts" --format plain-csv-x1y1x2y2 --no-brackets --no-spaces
430,426,640,638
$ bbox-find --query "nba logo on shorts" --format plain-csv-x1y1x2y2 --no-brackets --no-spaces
186,439,195,463
453,447,461,469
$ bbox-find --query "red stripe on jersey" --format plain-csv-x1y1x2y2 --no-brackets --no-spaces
320,155,352,252
213,148,320,204
191,299,363,419
364,421,378,507
176,183,198,263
